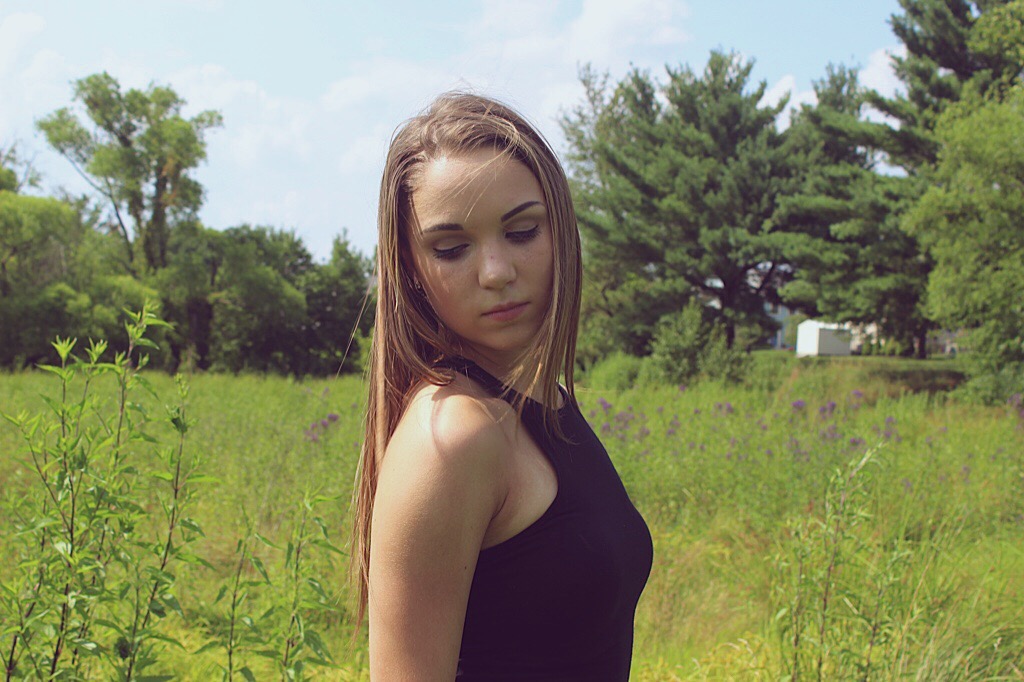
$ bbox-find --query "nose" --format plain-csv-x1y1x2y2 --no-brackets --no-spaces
478,243,516,290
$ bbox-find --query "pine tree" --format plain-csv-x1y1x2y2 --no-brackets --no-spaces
563,51,797,353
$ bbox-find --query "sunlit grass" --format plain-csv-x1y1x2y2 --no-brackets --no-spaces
1,356,1021,679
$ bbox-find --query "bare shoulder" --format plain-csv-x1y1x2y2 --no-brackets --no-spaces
368,376,511,676
373,375,512,548
385,374,512,482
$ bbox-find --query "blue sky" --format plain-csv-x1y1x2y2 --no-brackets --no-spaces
1,0,905,259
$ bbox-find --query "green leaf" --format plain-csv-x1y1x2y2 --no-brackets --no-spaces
181,517,205,536
249,555,271,585
253,532,281,550
160,593,184,617
193,640,221,655
311,538,346,556
304,630,333,662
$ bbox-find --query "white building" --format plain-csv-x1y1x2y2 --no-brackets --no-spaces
796,320,853,357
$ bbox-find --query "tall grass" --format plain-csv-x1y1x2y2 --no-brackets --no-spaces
2,346,1021,679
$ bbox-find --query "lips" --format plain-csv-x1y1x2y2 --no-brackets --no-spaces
483,302,528,321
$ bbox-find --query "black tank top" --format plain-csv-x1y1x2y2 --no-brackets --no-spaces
447,359,654,681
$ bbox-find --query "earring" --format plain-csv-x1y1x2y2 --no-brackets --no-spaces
413,277,425,295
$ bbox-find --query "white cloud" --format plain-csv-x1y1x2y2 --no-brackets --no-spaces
568,0,689,62
0,12,45,75
760,74,817,130
761,74,796,109
321,58,452,113
861,45,906,99
860,45,906,128
336,125,392,176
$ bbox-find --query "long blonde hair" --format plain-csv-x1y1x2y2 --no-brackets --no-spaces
350,92,582,627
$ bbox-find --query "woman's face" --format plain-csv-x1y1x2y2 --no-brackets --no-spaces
406,147,554,373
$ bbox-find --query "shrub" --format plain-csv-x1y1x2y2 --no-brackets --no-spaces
583,351,644,391
644,301,750,385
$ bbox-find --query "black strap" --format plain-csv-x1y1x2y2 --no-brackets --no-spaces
440,357,518,406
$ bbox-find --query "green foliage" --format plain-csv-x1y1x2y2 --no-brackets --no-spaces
0,192,80,297
2,355,1020,677
0,145,40,193
563,52,795,352
582,363,1024,677
783,312,809,349
644,301,708,385
642,300,751,386
0,306,208,680
782,1,1024,361
906,85,1024,401
780,65,934,357
0,313,360,680
584,351,644,391
37,72,222,272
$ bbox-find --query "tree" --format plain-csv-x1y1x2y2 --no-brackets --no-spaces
780,1,1024,358
562,52,797,354
779,66,935,356
905,87,1024,399
868,0,1024,173
206,225,310,373
0,185,159,368
299,233,373,374
37,72,222,272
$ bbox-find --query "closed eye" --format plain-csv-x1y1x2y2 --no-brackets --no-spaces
507,225,539,243
432,244,468,261
431,225,539,261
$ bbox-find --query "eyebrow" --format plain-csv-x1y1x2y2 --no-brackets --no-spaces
421,201,543,234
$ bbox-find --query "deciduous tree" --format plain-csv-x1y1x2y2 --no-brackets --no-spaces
37,72,221,272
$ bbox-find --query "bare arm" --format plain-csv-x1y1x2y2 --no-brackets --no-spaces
368,391,507,680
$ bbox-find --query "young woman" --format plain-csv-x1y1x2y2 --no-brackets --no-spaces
352,93,653,680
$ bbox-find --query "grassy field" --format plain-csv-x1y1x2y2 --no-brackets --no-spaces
1,354,1022,679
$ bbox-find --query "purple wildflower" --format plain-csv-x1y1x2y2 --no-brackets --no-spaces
852,389,864,399
792,400,806,411
901,478,913,493
598,397,612,413
819,401,837,418
327,413,339,422
321,419,330,428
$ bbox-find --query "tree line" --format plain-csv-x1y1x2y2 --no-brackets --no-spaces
1,0,1022,398
562,0,1024,401
1,74,372,375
